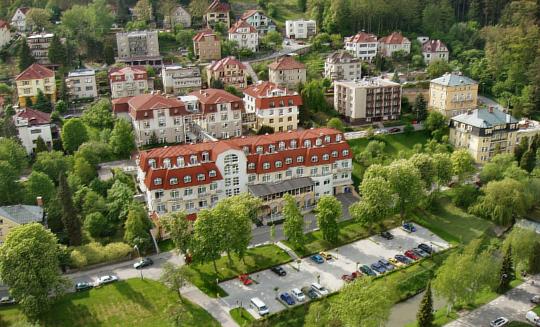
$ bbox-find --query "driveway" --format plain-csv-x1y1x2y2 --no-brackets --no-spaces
445,274,540,326
344,123,424,140
220,225,450,318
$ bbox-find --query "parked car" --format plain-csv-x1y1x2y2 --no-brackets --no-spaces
310,283,329,296
239,274,253,285
412,248,430,258
531,295,540,304
310,254,324,264
418,243,434,254
342,271,362,283
388,127,401,133
402,222,416,233
319,252,333,260
133,257,153,269
291,288,306,302
360,264,376,276
395,254,412,264
379,259,395,271
0,297,16,305
279,292,295,305
302,286,319,299
380,231,394,240
404,250,420,261
526,311,540,326
370,262,386,274
489,317,509,327
389,257,405,267
270,266,287,276
96,275,118,286
75,282,93,292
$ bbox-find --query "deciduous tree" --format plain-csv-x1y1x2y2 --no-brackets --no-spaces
0,161,22,205
283,193,305,249
33,89,52,113
83,212,109,238
160,263,191,302
33,151,73,183
387,160,424,218
82,99,115,129
414,94,428,121
315,195,341,243
124,203,153,251
161,211,194,255
24,171,55,205
106,180,134,222
192,208,223,274
109,118,135,158
451,149,476,182
0,138,28,174
350,175,394,232
61,118,88,153
57,173,82,246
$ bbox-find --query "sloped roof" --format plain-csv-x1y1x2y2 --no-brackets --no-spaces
228,19,257,33
326,50,358,63
422,39,447,53
207,0,230,12
189,88,242,104
207,56,246,71
241,9,261,20
346,32,377,43
17,7,31,15
431,72,477,86
0,205,43,225
268,56,305,70
379,32,410,45
15,64,54,81
109,66,147,76
243,81,297,98
14,108,51,125
193,28,218,42
128,94,186,111
0,20,9,29
248,177,315,197
452,108,518,128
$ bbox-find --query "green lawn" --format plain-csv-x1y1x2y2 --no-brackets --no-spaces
184,244,291,297
0,279,219,327
299,52,326,81
158,239,175,253
230,0,304,27
230,307,255,326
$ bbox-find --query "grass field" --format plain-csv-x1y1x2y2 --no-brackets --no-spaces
230,307,255,326
184,244,291,297
0,279,219,327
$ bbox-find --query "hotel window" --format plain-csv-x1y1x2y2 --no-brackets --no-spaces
322,166,330,174
169,178,178,185
163,158,171,168
268,144,276,153
276,173,282,180
171,190,179,198
336,134,343,142
185,202,194,210
296,167,304,176
297,156,304,163
154,178,162,185
263,162,270,169
184,188,193,196
262,174,271,182
286,169,292,177
197,174,205,181
275,161,283,168
316,138,322,146
342,149,349,156
324,136,331,143
210,182,218,190
285,157,292,164
304,140,311,147
322,154,329,161
209,170,217,177
256,146,263,154
198,186,206,194
226,189,232,196
148,159,156,168
248,174,256,182
172,203,181,212
279,141,285,150
311,155,318,163
190,155,198,164
342,161,349,168
202,152,209,162
184,175,192,183
248,162,256,170
332,150,338,157
290,140,297,148
234,188,240,195
233,177,239,185
310,168,318,175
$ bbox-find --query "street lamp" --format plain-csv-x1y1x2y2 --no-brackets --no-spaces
356,262,360,272
134,245,143,280
317,274,320,284
297,259,301,271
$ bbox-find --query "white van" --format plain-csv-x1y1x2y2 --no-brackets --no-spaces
250,297,269,316
526,311,540,326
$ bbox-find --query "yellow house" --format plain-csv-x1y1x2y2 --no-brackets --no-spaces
15,63,56,107
0,204,44,243
429,72,478,117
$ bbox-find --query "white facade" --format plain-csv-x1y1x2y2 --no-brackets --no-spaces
344,33,378,62
164,6,191,28
27,33,54,65
0,22,11,48
324,51,362,81
285,20,316,39
162,65,202,95
228,22,258,52
14,109,53,155
241,10,276,35
67,69,97,100
11,8,28,32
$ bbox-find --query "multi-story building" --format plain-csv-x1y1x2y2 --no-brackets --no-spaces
11,7,30,32
0,205,44,244
324,50,362,82
109,66,150,99
429,72,478,117
0,20,11,49
193,29,221,61
285,19,316,39
449,107,519,163
228,20,258,52
240,10,276,35
378,32,411,57
137,128,353,223
268,56,306,89
15,63,56,107
344,32,378,62
205,0,231,28
422,39,449,64
66,69,98,100
243,81,302,132
163,5,191,29
334,77,401,124
115,30,162,66
27,33,54,65
162,65,202,95
13,108,54,154
206,56,247,89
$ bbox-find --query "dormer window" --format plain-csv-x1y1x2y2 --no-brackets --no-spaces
190,155,198,165
163,158,171,168
304,140,311,147
297,156,304,163
342,149,349,156
324,136,330,143
275,161,283,168
316,138,322,146
256,146,263,154
323,154,329,160
170,178,178,185
278,141,285,151
263,162,270,170
202,152,209,162
197,173,205,181
148,159,156,168
285,157,292,164
184,175,192,183
209,170,216,177
336,134,343,142
268,144,275,153
290,140,297,148
177,156,184,167
243,146,250,154
154,178,162,185
248,162,256,169
311,155,318,163
332,150,338,157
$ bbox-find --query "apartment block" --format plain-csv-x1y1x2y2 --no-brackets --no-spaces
15,64,56,107
206,56,247,89
285,19,316,39
109,66,150,99
66,69,97,100
27,33,54,65
268,56,306,89
162,65,202,95
193,29,221,61
334,77,401,124
115,30,162,66
228,20,258,52
324,50,362,82
429,72,478,117
344,32,378,62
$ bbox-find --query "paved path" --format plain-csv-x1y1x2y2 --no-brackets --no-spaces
344,123,424,140
243,61,259,83
445,275,540,326
275,241,299,260
182,284,239,327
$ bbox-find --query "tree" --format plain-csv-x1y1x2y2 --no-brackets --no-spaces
417,282,434,327
192,208,223,274
159,0,180,28
24,171,55,205
301,80,329,112
503,227,540,273
26,8,52,31
124,203,153,251
82,99,114,129
161,211,194,255
83,212,109,238
57,173,82,246
61,118,88,153
422,1,455,37
424,111,448,140
0,138,28,174
282,193,305,249
409,153,436,188
160,263,190,302
76,141,113,165
414,94,428,121
297,0,307,12
327,117,345,131
315,195,341,243
350,176,394,232
451,149,476,182
515,137,529,163
387,160,424,218
0,161,22,205
34,89,52,113
529,242,540,274
189,0,209,18
479,153,516,183
257,125,274,135
18,39,34,71
261,31,283,51
133,0,153,22
520,149,536,173
73,157,96,185
34,136,49,153
109,119,135,158
48,34,66,66
33,151,73,183
426,60,453,79
0,223,67,322
497,245,514,293
107,180,134,222
451,184,480,209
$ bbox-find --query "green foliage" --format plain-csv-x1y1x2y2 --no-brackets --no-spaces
83,212,109,238
409,153,436,188
529,242,540,274
497,245,514,293
350,174,394,232
315,195,341,243
124,203,153,251
326,117,345,131
503,227,540,273
33,151,73,183
451,184,480,209
257,125,274,135
404,123,415,135
82,99,115,129
26,8,52,31
224,85,242,97
69,242,132,268
424,111,448,141
0,138,28,174
450,149,476,182
109,118,135,158
0,160,22,205
61,118,89,153
261,31,283,51
24,171,55,205
57,173,82,246
161,211,194,255
301,80,329,113
73,157,96,185
427,60,454,79
417,282,434,327
106,180,135,222
479,153,516,183
18,39,34,71
520,149,536,173
422,0,455,38
33,89,52,113
414,94,428,121
388,159,425,217
75,141,113,165
283,193,306,248
160,263,190,302
48,34,67,66
192,209,223,274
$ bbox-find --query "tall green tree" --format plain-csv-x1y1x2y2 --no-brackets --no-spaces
33,151,73,183
282,193,306,249
315,195,341,244
451,149,476,182
425,111,448,140
520,149,536,173
515,137,529,163
34,136,49,153
81,100,114,129
497,245,514,293
350,175,394,232
161,211,194,256
57,173,82,246
414,94,428,121
529,241,540,274
124,203,153,251
0,161,22,205
109,118,135,158
417,282,434,327
61,118,88,153
18,38,34,71
0,138,28,174
24,171,55,205
106,180,135,222
48,34,67,66
73,157,97,185
387,160,424,218
409,153,436,188
83,212,109,238
192,208,223,274
34,89,52,113
133,0,153,22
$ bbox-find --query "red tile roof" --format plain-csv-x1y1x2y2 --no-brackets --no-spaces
346,32,377,43
15,64,54,81
207,0,230,13
207,56,246,71
112,96,131,114
193,29,219,42
17,7,31,15
268,56,305,71
0,20,9,29
14,108,51,125
109,66,147,82
241,10,260,20
422,39,447,53
189,88,242,104
144,162,223,190
379,32,410,45
228,19,257,33
127,94,188,120
243,81,302,110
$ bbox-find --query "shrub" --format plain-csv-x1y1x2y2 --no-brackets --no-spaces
69,242,132,268
451,184,480,209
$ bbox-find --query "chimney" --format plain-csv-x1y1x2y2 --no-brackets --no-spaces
36,196,43,207
488,106,494,113
467,109,472,115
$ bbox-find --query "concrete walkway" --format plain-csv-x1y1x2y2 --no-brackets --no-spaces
276,241,299,260
243,61,259,83
182,284,239,327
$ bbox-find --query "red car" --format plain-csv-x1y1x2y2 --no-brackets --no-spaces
239,274,253,285
341,271,363,283
404,250,420,261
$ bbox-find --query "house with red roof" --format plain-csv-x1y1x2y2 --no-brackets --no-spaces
240,10,276,35
378,32,411,57
0,20,11,49
11,7,30,32
206,56,247,89
108,66,150,99
137,128,353,222
422,39,449,64
13,108,54,154
192,29,221,61
228,20,258,52
15,64,56,107
205,0,231,28
344,32,378,62
268,56,306,89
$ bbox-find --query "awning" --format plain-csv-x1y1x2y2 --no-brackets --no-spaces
248,177,315,198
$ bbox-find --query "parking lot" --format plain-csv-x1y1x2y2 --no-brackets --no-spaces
219,224,450,318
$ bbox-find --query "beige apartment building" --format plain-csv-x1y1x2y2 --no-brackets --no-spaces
449,108,519,163
429,72,478,117
206,56,247,89
109,66,150,99
334,77,401,124
324,50,362,81
66,69,98,100
193,29,221,61
268,56,306,89
15,64,56,107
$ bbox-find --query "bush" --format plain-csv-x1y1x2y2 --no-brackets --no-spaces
69,242,132,268
451,184,480,209
83,212,109,238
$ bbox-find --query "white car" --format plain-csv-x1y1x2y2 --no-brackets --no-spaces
96,275,118,286
0,296,16,305
489,317,509,327
291,288,306,302
310,283,329,296
526,311,540,326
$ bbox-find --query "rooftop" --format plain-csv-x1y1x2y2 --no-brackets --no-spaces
15,63,54,81
0,205,43,225
193,29,218,42
379,32,410,45
68,69,96,77
14,108,51,125
431,72,477,86
422,39,447,53
326,50,359,63
207,56,246,71
128,94,186,111
189,88,242,104
336,77,400,88
268,56,305,70
248,177,314,197
451,108,518,128
207,0,230,12
228,19,257,33
346,32,377,43
243,81,298,98
28,33,54,39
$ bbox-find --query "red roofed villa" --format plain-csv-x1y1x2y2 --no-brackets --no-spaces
206,56,247,89
345,31,379,62
108,66,149,99
268,56,307,88
378,32,411,57
228,20,259,52
15,64,56,107
206,0,231,28
13,108,55,154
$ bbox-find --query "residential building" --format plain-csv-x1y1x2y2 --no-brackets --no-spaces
268,56,307,89
285,19,316,39
0,20,11,49
115,30,162,66
228,20,258,52
378,32,411,57
449,107,519,163
27,33,54,65
324,50,362,81
206,56,247,89
422,39,449,64
206,0,231,28
516,119,540,146
334,77,401,124
429,72,478,117
243,81,302,132
15,64,56,107
344,32,378,62
0,205,44,243
13,108,54,154
192,29,221,61
137,128,353,223
163,5,191,29
66,69,98,100
240,10,276,35
109,66,150,99
11,7,30,32
162,65,202,95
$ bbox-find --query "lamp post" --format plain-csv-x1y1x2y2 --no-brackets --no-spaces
356,262,360,272
134,245,143,280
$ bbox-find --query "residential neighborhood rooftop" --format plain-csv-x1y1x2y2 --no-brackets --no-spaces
0,205,43,225
451,107,518,128
431,72,477,86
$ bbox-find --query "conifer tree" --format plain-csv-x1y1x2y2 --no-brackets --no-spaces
18,39,34,71
417,282,434,327
57,173,82,246
497,245,515,293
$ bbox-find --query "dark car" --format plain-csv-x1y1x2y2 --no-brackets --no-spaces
418,243,434,254
75,282,93,292
404,250,420,261
271,266,287,276
388,127,401,133
402,222,416,233
412,248,430,258
280,292,295,306
133,257,154,269
379,259,395,271
302,286,319,300
310,254,324,264
395,254,412,264
360,264,376,276
531,295,540,304
380,231,394,240
370,262,386,274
